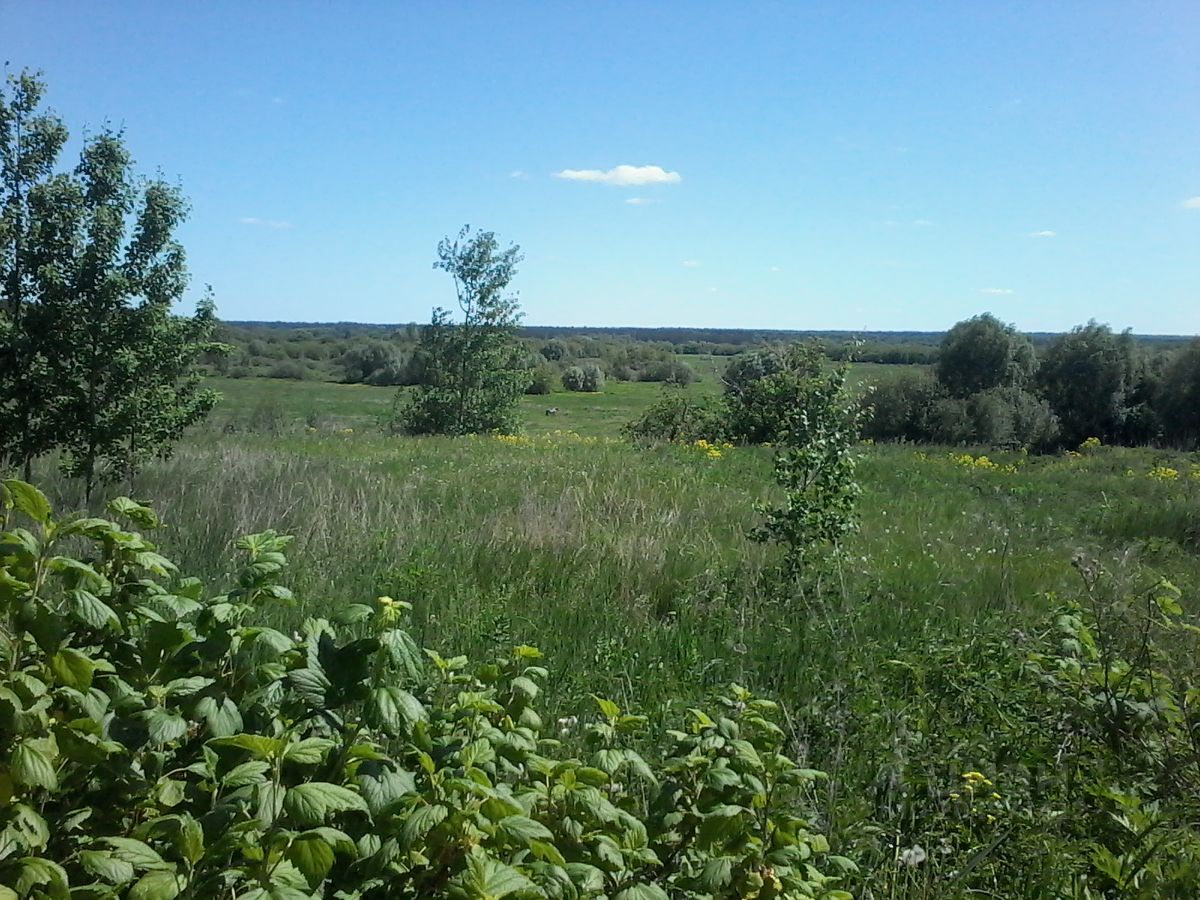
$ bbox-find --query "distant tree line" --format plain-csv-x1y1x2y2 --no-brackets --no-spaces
864,313,1200,450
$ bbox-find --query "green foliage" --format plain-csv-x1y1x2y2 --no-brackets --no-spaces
1038,321,1140,447
935,313,1037,398
396,227,528,436
0,480,848,899
524,365,557,395
860,369,944,443
0,70,221,494
562,364,605,393
722,344,829,445
967,386,1060,450
752,362,864,583
622,391,726,444
1157,338,1200,448
827,556,1200,896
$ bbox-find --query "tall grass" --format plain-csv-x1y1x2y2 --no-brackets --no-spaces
28,381,1200,891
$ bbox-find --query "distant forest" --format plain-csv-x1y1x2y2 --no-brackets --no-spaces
211,319,1194,384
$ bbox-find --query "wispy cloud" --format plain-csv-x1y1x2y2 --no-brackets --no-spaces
911,218,934,226
979,287,1014,295
1028,230,1056,237
240,216,294,230
769,266,783,272
555,164,681,186
1183,196,1200,209
509,170,530,180
681,260,701,268
624,196,657,205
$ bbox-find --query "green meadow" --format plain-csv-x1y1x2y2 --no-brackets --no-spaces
31,374,1200,890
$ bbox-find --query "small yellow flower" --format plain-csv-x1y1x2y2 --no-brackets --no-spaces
949,792,960,800
991,792,1001,800
1148,466,1179,481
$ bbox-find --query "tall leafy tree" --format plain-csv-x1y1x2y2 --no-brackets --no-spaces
0,69,69,477
1037,320,1137,446
0,70,221,495
936,312,1037,398
397,226,527,435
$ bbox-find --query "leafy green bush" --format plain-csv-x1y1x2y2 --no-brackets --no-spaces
622,393,726,445
861,370,944,443
0,480,850,899
752,364,864,584
562,365,605,393
811,556,1200,896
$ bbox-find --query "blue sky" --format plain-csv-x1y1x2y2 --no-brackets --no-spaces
7,1,1198,333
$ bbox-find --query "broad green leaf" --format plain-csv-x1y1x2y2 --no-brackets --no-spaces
283,782,368,825
700,856,734,892
163,676,213,698
142,708,188,746
306,826,357,856
128,869,183,900
80,849,136,885
152,778,186,808
283,737,335,765
614,885,670,900
11,742,57,790
100,837,170,871
286,666,331,706
509,675,539,701
65,589,120,630
14,857,69,896
286,833,335,887
50,648,98,691
563,862,606,893
592,695,620,720
256,781,286,827
400,803,448,849
371,686,425,735
195,695,243,738
210,733,281,759
528,839,565,866
332,603,374,626
4,480,51,524
497,814,553,847
223,760,270,788
458,848,536,898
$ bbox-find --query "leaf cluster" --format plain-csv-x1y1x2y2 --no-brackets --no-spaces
0,480,849,898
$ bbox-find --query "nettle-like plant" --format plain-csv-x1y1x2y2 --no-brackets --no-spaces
0,480,851,899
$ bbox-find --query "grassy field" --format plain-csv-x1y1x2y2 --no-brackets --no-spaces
32,374,1200,892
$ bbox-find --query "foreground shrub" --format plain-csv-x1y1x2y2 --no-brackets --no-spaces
0,480,850,899
812,556,1200,896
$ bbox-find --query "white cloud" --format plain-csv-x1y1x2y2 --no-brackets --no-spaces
240,216,293,230
1183,196,1200,209
681,260,701,268
1028,230,1056,237
979,287,1014,295
624,196,657,205
509,170,530,180
769,266,782,272
554,164,681,186
912,218,934,226
708,286,719,293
